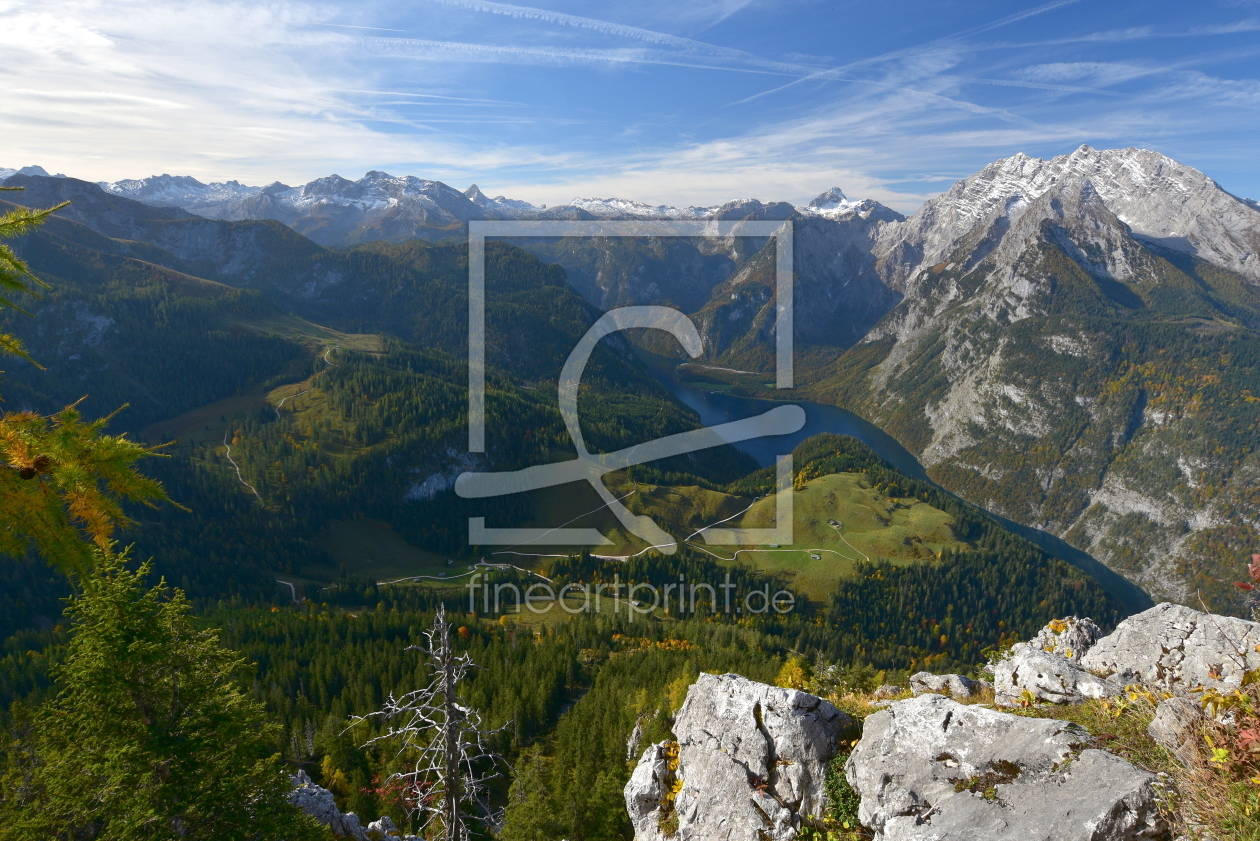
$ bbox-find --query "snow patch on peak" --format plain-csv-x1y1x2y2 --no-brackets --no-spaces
464,184,540,213
807,187,851,208
566,196,715,219
103,174,261,207
797,187,879,219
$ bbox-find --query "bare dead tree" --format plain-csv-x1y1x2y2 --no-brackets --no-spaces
354,605,506,840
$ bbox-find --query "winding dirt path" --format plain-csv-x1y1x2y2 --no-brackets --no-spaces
375,560,552,586
276,579,300,604
274,387,314,420
222,430,263,503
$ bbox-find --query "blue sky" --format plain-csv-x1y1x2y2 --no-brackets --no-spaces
2,0,1258,210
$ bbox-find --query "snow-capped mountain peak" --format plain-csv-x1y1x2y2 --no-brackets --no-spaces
797,187,878,220
464,184,540,214
875,145,1260,284
464,184,491,205
806,187,851,209
100,174,261,208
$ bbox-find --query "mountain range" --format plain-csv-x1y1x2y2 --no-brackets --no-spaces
4,145,1260,615
6,164,864,248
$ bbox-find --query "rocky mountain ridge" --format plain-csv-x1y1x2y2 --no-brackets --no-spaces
9,147,1258,282
872,144,1260,286
808,149,1260,613
0,164,67,180
73,168,884,247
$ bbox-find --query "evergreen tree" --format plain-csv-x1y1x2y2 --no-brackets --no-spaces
497,747,560,841
0,549,325,840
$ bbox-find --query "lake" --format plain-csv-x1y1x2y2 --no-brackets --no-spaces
663,378,927,479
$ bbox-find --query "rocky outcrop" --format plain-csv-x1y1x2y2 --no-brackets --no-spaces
871,684,904,700
290,771,369,840
640,606,1257,839
369,816,411,839
990,604,1260,706
625,673,856,841
626,718,645,762
908,672,990,700
626,742,678,837
992,643,1122,706
845,694,1166,840
1027,616,1105,664
290,771,417,840
1080,603,1260,693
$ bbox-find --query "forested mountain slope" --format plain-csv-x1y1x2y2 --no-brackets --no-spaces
0,434,1126,838
0,179,741,631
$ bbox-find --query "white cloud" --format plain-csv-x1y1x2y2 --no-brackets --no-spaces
1014,61,1154,87
0,0,1255,210
0,0,552,182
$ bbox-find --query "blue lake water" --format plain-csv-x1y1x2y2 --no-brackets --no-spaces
664,380,927,479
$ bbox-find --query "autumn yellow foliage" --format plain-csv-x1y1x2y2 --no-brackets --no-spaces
0,190,171,573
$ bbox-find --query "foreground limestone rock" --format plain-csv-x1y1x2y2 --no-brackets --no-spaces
909,672,990,699
625,673,855,841
626,743,675,838
1081,602,1260,692
993,643,1122,706
845,694,1166,840
1146,696,1207,766
1027,616,1105,664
